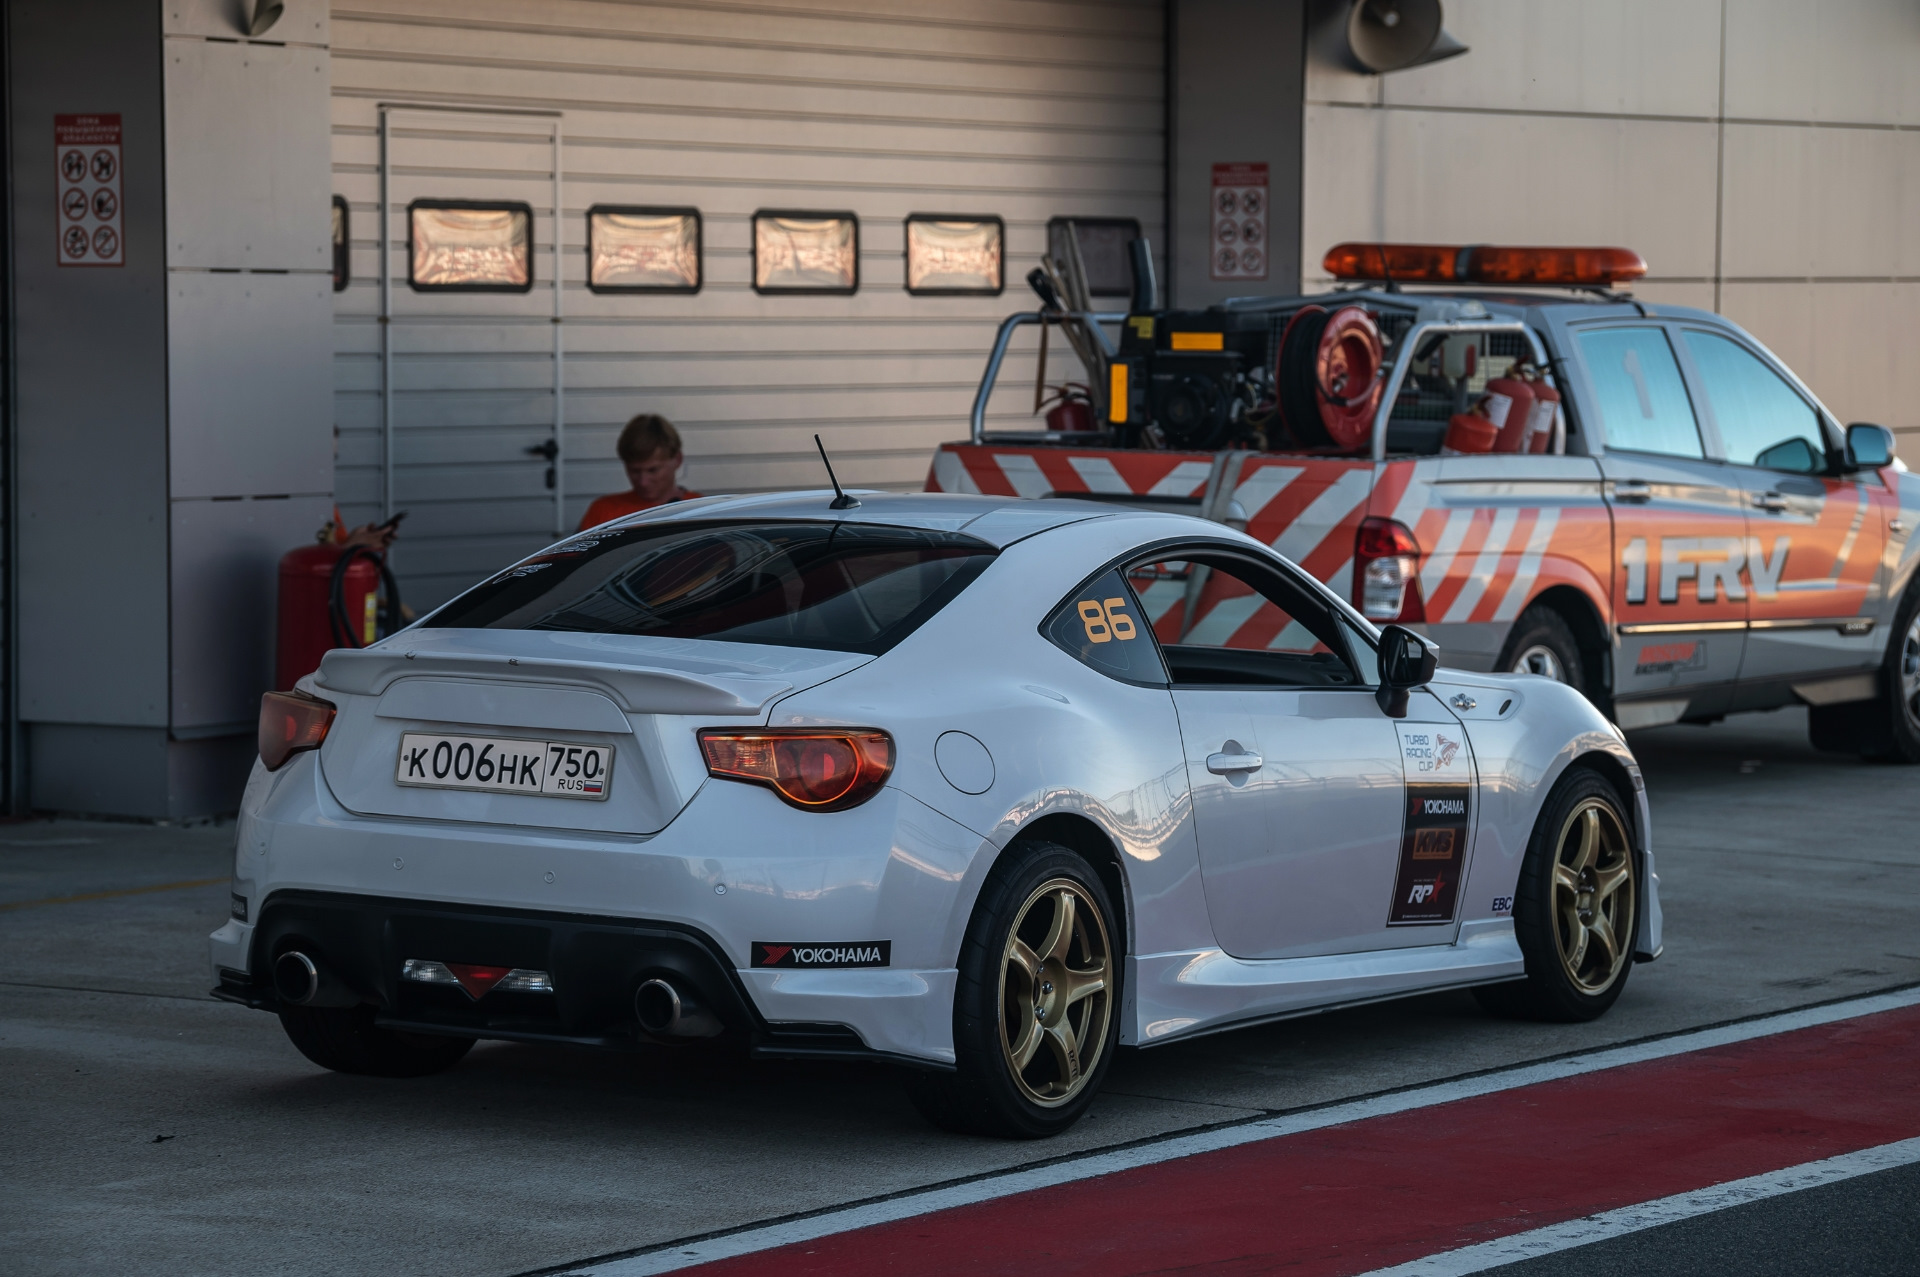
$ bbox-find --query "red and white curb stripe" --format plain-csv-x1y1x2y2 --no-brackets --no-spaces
1351,1135,1920,1276
556,985,1920,1276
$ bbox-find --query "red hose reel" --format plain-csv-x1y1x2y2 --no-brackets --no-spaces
1276,304,1385,452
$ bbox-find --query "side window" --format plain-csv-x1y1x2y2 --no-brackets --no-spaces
1575,327,1704,458
1681,330,1827,474
1128,556,1361,688
1042,569,1167,685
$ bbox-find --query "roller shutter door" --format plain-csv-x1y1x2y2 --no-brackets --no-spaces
330,0,1165,607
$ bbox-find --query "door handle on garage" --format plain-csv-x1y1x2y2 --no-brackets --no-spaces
1205,750,1263,775
1612,480,1651,504
1751,491,1789,512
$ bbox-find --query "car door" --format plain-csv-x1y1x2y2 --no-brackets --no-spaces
1573,324,1748,721
1675,326,1891,683
1132,549,1428,961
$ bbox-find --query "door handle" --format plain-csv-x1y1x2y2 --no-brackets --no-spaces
1751,491,1789,512
1205,750,1263,775
1612,480,1652,504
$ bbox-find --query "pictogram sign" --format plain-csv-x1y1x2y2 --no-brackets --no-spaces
1209,162,1268,282
55,114,123,268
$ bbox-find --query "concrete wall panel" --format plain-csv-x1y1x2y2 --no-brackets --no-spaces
163,0,328,44
168,273,334,497
1723,0,1920,126
1719,282,1920,433
1301,104,1718,286
163,39,332,272
169,496,333,731
1720,124,1919,279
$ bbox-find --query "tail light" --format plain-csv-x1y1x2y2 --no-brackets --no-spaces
699,728,894,812
259,690,336,771
1354,517,1425,622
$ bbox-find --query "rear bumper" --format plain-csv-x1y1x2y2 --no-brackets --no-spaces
215,890,951,1068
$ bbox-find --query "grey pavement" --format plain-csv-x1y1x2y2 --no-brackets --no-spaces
2,706,1917,1276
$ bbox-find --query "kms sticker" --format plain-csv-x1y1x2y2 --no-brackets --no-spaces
1389,785,1470,925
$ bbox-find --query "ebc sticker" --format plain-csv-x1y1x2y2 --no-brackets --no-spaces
751,941,891,969
1389,784,1470,925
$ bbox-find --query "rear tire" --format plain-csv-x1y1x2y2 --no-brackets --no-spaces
1474,767,1637,1023
1807,585,1920,764
1501,606,1585,693
908,842,1119,1139
278,1004,475,1078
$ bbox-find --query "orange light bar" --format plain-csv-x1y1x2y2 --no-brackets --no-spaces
1323,242,1647,287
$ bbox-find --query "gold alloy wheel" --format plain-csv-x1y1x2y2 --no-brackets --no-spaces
1551,798,1635,995
998,878,1113,1107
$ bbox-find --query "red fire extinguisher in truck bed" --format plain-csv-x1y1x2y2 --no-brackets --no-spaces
276,514,405,690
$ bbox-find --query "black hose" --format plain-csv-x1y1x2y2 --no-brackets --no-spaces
1277,306,1333,447
328,546,402,649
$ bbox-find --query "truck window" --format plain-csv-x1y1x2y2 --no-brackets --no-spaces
1576,328,1703,459
1680,330,1827,474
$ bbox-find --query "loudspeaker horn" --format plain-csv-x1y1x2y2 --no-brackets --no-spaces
248,0,285,37
1342,0,1468,74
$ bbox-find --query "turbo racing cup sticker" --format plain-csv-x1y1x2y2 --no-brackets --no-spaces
1389,785,1470,925
751,941,891,969
1397,724,1463,776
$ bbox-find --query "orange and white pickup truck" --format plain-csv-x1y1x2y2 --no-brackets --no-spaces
927,242,1920,760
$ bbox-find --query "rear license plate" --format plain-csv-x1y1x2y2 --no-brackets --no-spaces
395,733,613,801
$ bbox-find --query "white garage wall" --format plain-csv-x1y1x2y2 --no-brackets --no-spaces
1299,0,1920,452
329,0,1166,607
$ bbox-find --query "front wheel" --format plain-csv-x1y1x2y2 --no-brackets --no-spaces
1474,767,1637,1022
1808,587,1920,764
908,843,1119,1138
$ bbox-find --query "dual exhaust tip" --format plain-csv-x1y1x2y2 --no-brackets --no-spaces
276,950,722,1039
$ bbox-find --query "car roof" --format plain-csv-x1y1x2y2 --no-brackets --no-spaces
595,489,1127,548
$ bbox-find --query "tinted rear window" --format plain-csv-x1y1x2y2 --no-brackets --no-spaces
424,521,995,655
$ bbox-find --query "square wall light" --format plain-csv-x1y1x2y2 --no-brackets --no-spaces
409,200,534,292
1047,216,1142,297
905,215,1004,295
588,206,701,293
753,211,858,294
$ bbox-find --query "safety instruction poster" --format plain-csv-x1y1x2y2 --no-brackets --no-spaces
1209,162,1267,282
56,114,123,268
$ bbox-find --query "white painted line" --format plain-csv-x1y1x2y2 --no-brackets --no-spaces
1352,1135,1920,1276
1442,506,1520,623
1066,455,1131,495
558,985,1920,1276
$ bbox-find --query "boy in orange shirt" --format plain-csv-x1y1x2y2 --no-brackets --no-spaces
579,414,703,530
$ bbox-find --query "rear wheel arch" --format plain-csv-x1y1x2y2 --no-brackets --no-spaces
1502,585,1612,710
1004,812,1131,958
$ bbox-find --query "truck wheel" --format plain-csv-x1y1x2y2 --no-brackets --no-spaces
1473,767,1637,1023
1501,606,1585,689
908,843,1119,1139
1810,586,1920,763
279,1004,475,1078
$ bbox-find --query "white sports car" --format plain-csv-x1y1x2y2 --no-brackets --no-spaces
212,491,1660,1137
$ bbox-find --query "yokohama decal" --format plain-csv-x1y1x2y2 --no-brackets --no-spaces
752,941,891,969
1389,784,1470,925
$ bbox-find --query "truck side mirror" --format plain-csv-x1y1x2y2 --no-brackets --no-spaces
1846,422,1896,470
1375,624,1438,718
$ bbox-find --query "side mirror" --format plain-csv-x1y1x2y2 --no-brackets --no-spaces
1375,624,1439,718
1846,422,1896,470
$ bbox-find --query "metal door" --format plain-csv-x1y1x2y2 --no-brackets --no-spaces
1141,552,1412,960
1574,324,1748,719
1673,326,1891,683
374,105,567,610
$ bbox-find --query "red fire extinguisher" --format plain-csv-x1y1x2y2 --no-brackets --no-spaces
275,536,402,690
1521,364,1562,453
1484,366,1535,453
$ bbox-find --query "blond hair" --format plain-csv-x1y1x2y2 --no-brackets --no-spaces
616,413,683,463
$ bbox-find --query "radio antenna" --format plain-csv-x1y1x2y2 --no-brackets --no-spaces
814,434,860,510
